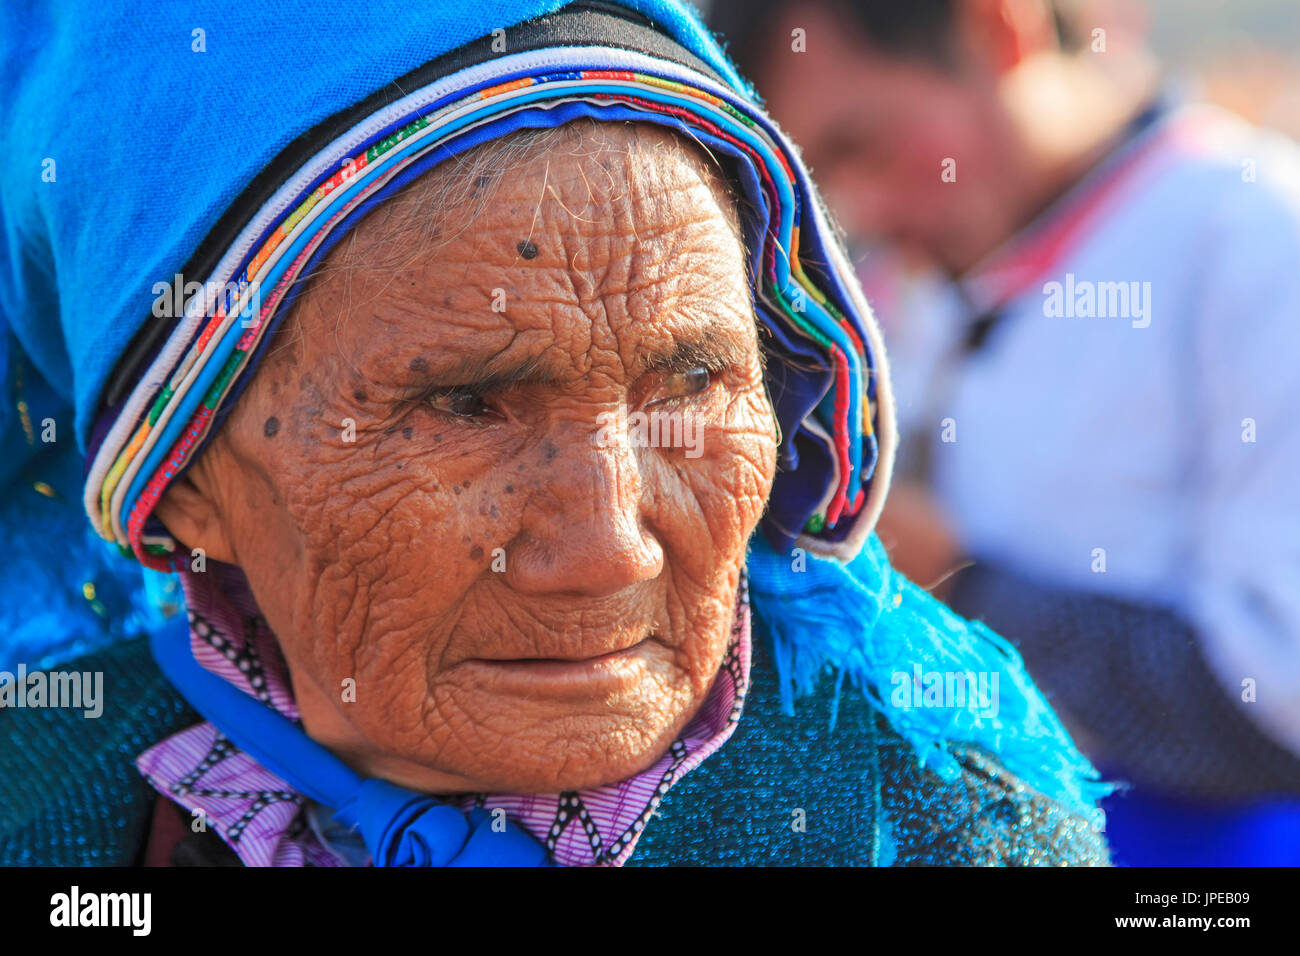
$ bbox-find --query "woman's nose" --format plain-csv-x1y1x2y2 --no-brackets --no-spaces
505,430,664,598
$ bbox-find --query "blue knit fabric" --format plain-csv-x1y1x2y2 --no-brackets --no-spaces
633,609,1110,866
0,635,200,865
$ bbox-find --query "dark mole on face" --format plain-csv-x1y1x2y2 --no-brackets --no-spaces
409,357,429,373
504,483,515,494
541,439,558,462
264,416,280,438
353,387,367,402
469,545,484,561
402,427,413,439
516,239,539,259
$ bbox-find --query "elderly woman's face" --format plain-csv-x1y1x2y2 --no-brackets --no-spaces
160,123,778,794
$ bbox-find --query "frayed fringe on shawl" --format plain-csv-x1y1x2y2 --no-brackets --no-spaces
745,531,1114,824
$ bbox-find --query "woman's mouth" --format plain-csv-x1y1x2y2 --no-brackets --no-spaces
459,634,661,697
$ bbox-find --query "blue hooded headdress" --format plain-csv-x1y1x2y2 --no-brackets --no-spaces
0,0,1111,864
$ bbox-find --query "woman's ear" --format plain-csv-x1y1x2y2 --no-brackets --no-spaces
153,474,240,566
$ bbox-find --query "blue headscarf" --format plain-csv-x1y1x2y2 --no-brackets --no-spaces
0,0,746,449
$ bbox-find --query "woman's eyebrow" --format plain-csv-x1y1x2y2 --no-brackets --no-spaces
640,328,752,375
406,328,751,396
402,352,566,398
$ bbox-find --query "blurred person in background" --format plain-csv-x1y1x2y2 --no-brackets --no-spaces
710,0,1300,865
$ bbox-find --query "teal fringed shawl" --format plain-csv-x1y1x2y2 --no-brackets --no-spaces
746,530,1115,823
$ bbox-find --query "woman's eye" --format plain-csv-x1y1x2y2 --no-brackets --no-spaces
426,389,492,419
660,367,713,399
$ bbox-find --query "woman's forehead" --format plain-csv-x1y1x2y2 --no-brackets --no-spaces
288,123,754,380
356,121,740,256
296,237,759,392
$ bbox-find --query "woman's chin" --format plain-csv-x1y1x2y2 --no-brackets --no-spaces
472,739,678,794
367,703,700,795
371,640,717,791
